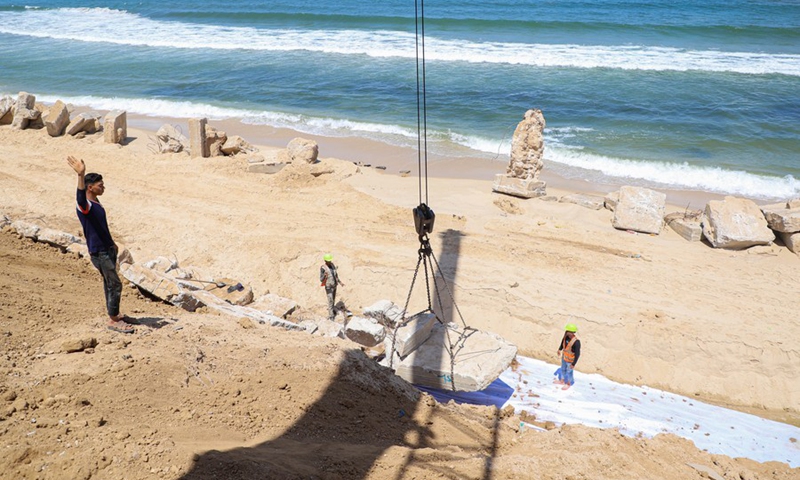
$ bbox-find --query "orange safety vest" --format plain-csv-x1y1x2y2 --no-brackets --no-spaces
562,336,578,364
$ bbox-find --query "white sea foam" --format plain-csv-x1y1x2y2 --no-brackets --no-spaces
29,92,799,200
1,7,799,76
546,146,800,200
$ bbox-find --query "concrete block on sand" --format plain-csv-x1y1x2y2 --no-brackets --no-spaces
612,186,666,234
189,117,209,158
104,110,127,144
383,322,517,392
703,196,774,249
344,316,386,347
247,162,286,174
604,190,619,212
384,312,436,358
492,174,546,199
37,228,79,249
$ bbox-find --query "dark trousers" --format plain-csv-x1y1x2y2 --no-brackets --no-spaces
90,248,122,318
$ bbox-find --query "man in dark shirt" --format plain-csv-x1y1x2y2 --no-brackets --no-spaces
68,155,133,334
556,323,581,390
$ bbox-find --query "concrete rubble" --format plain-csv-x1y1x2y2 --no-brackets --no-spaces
344,316,386,347
664,212,703,242
363,299,405,328
559,193,604,210
250,293,298,318
155,124,188,153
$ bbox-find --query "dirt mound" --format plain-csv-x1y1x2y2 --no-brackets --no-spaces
1,229,796,479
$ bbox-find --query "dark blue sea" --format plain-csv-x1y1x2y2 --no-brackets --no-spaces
1,0,799,199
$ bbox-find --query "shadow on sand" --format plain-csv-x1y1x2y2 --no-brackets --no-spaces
179,229,504,479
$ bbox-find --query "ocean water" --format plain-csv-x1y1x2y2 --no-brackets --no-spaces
1,0,799,200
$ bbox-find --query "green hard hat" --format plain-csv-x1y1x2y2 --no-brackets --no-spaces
565,323,578,333
323,254,333,262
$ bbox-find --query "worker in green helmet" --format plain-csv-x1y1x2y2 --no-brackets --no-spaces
556,323,581,390
320,253,345,321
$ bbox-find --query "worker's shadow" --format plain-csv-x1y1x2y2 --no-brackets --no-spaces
179,229,504,479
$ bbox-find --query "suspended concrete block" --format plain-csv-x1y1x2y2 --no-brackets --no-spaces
382,322,517,392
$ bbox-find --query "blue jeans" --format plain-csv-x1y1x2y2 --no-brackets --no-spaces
90,247,122,318
560,359,574,386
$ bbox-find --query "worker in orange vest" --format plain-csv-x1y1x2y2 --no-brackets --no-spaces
556,323,581,390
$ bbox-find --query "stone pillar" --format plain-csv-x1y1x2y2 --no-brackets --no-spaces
189,118,209,158
492,109,548,198
104,110,127,144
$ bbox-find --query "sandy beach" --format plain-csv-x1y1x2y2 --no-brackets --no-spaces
1,113,799,478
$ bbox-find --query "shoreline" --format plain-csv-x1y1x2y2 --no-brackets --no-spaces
106,108,733,211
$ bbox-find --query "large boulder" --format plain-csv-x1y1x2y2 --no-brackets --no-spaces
286,137,319,164
44,100,70,137
612,186,666,234
702,196,775,249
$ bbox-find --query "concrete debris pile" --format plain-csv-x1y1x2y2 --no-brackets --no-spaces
0,92,126,143
185,117,258,158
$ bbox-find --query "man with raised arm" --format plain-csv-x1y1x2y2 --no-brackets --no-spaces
67,155,133,334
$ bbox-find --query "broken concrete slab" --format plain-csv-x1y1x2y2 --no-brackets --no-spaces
559,193,604,210
11,220,39,239
492,175,546,199
247,162,286,174
384,312,436,359
760,204,800,233
604,191,619,212
382,322,517,392
363,299,405,328
664,213,703,242
344,316,386,347
44,100,70,137
36,228,80,249
188,290,303,331
250,293,298,318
